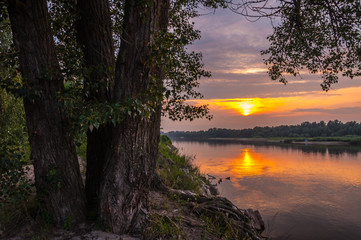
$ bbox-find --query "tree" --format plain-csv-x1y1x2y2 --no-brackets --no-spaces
75,0,116,216
5,0,87,225
258,0,361,90
219,0,361,90
2,0,219,234
9,0,357,235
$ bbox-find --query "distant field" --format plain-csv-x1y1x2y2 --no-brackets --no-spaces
270,136,361,145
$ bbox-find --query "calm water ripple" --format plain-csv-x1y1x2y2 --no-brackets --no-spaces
173,139,361,240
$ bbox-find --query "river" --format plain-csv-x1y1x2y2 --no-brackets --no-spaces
171,139,361,240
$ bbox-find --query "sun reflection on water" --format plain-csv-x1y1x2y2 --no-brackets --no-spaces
175,141,361,188
242,149,253,167
230,148,274,178
173,140,361,240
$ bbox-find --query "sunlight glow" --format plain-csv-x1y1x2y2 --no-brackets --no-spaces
182,86,361,120
242,149,253,168
223,68,266,74
238,102,254,116
188,143,361,187
207,98,283,116
230,148,274,178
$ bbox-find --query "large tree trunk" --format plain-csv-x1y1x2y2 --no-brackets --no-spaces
99,0,169,234
76,0,115,215
7,0,86,225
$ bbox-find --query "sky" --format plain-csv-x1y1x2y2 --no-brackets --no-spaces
161,8,361,132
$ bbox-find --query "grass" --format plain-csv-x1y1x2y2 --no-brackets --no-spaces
158,135,210,194
200,212,249,240
76,141,87,162
144,213,182,240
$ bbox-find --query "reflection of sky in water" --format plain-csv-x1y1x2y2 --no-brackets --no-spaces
173,141,361,240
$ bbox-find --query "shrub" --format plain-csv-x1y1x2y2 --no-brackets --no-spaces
0,151,33,234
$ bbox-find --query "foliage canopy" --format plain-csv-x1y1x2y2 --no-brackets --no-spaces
257,0,361,90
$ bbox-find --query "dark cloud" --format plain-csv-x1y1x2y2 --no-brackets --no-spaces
198,77,323,99
189,8,272,72
197,71,361,99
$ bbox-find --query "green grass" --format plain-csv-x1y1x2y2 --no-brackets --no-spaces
144,213,182,240
76,141,87,162
270,135,361,144
158,135,210,194
200,212,248,240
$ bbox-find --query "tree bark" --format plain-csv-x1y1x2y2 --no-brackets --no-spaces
6,0,86,225
99,0,169,234
76,0,115,215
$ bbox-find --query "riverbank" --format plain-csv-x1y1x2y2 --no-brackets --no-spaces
177,136,361,146
145,135,265,239
1,136,265,240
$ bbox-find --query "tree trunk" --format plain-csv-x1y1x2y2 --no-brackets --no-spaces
99,0,169,234
7,0,86,225
76,0,115,215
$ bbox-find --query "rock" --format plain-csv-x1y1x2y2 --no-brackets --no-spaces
24,165,34,184
69,231,121,240
120,235,141,240
200,181,219,197
78,156,86,173
209,184,219,196
246,209,265,232
207,174,216,180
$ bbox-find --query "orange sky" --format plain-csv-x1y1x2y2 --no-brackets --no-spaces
161,8,361,132
197,86,361,117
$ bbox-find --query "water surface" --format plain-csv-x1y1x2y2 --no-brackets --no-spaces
172,140,361,240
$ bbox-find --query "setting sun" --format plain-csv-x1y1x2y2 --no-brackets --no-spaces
238,101,254,116
194,98,283,117
182,87,361,121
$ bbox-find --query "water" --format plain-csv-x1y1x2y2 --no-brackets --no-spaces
172,139,361,240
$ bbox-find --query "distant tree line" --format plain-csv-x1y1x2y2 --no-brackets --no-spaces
166,120,361,139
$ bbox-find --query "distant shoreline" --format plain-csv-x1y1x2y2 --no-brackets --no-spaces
211,138,350,145
291,141,348,145
164,121,361,146
170,137,355,146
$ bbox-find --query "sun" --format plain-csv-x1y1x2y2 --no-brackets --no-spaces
208,97,279,116
238,101,254,116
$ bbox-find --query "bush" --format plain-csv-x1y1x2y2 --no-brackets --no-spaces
0,87,32,235
0,89,29,162
0,151,33,234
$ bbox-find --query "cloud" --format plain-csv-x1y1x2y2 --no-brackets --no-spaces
291,107,361,115
161,8,361,131
189,8,272,73
161,86,361,131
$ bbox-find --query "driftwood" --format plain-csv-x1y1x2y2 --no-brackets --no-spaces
169,189,265,240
